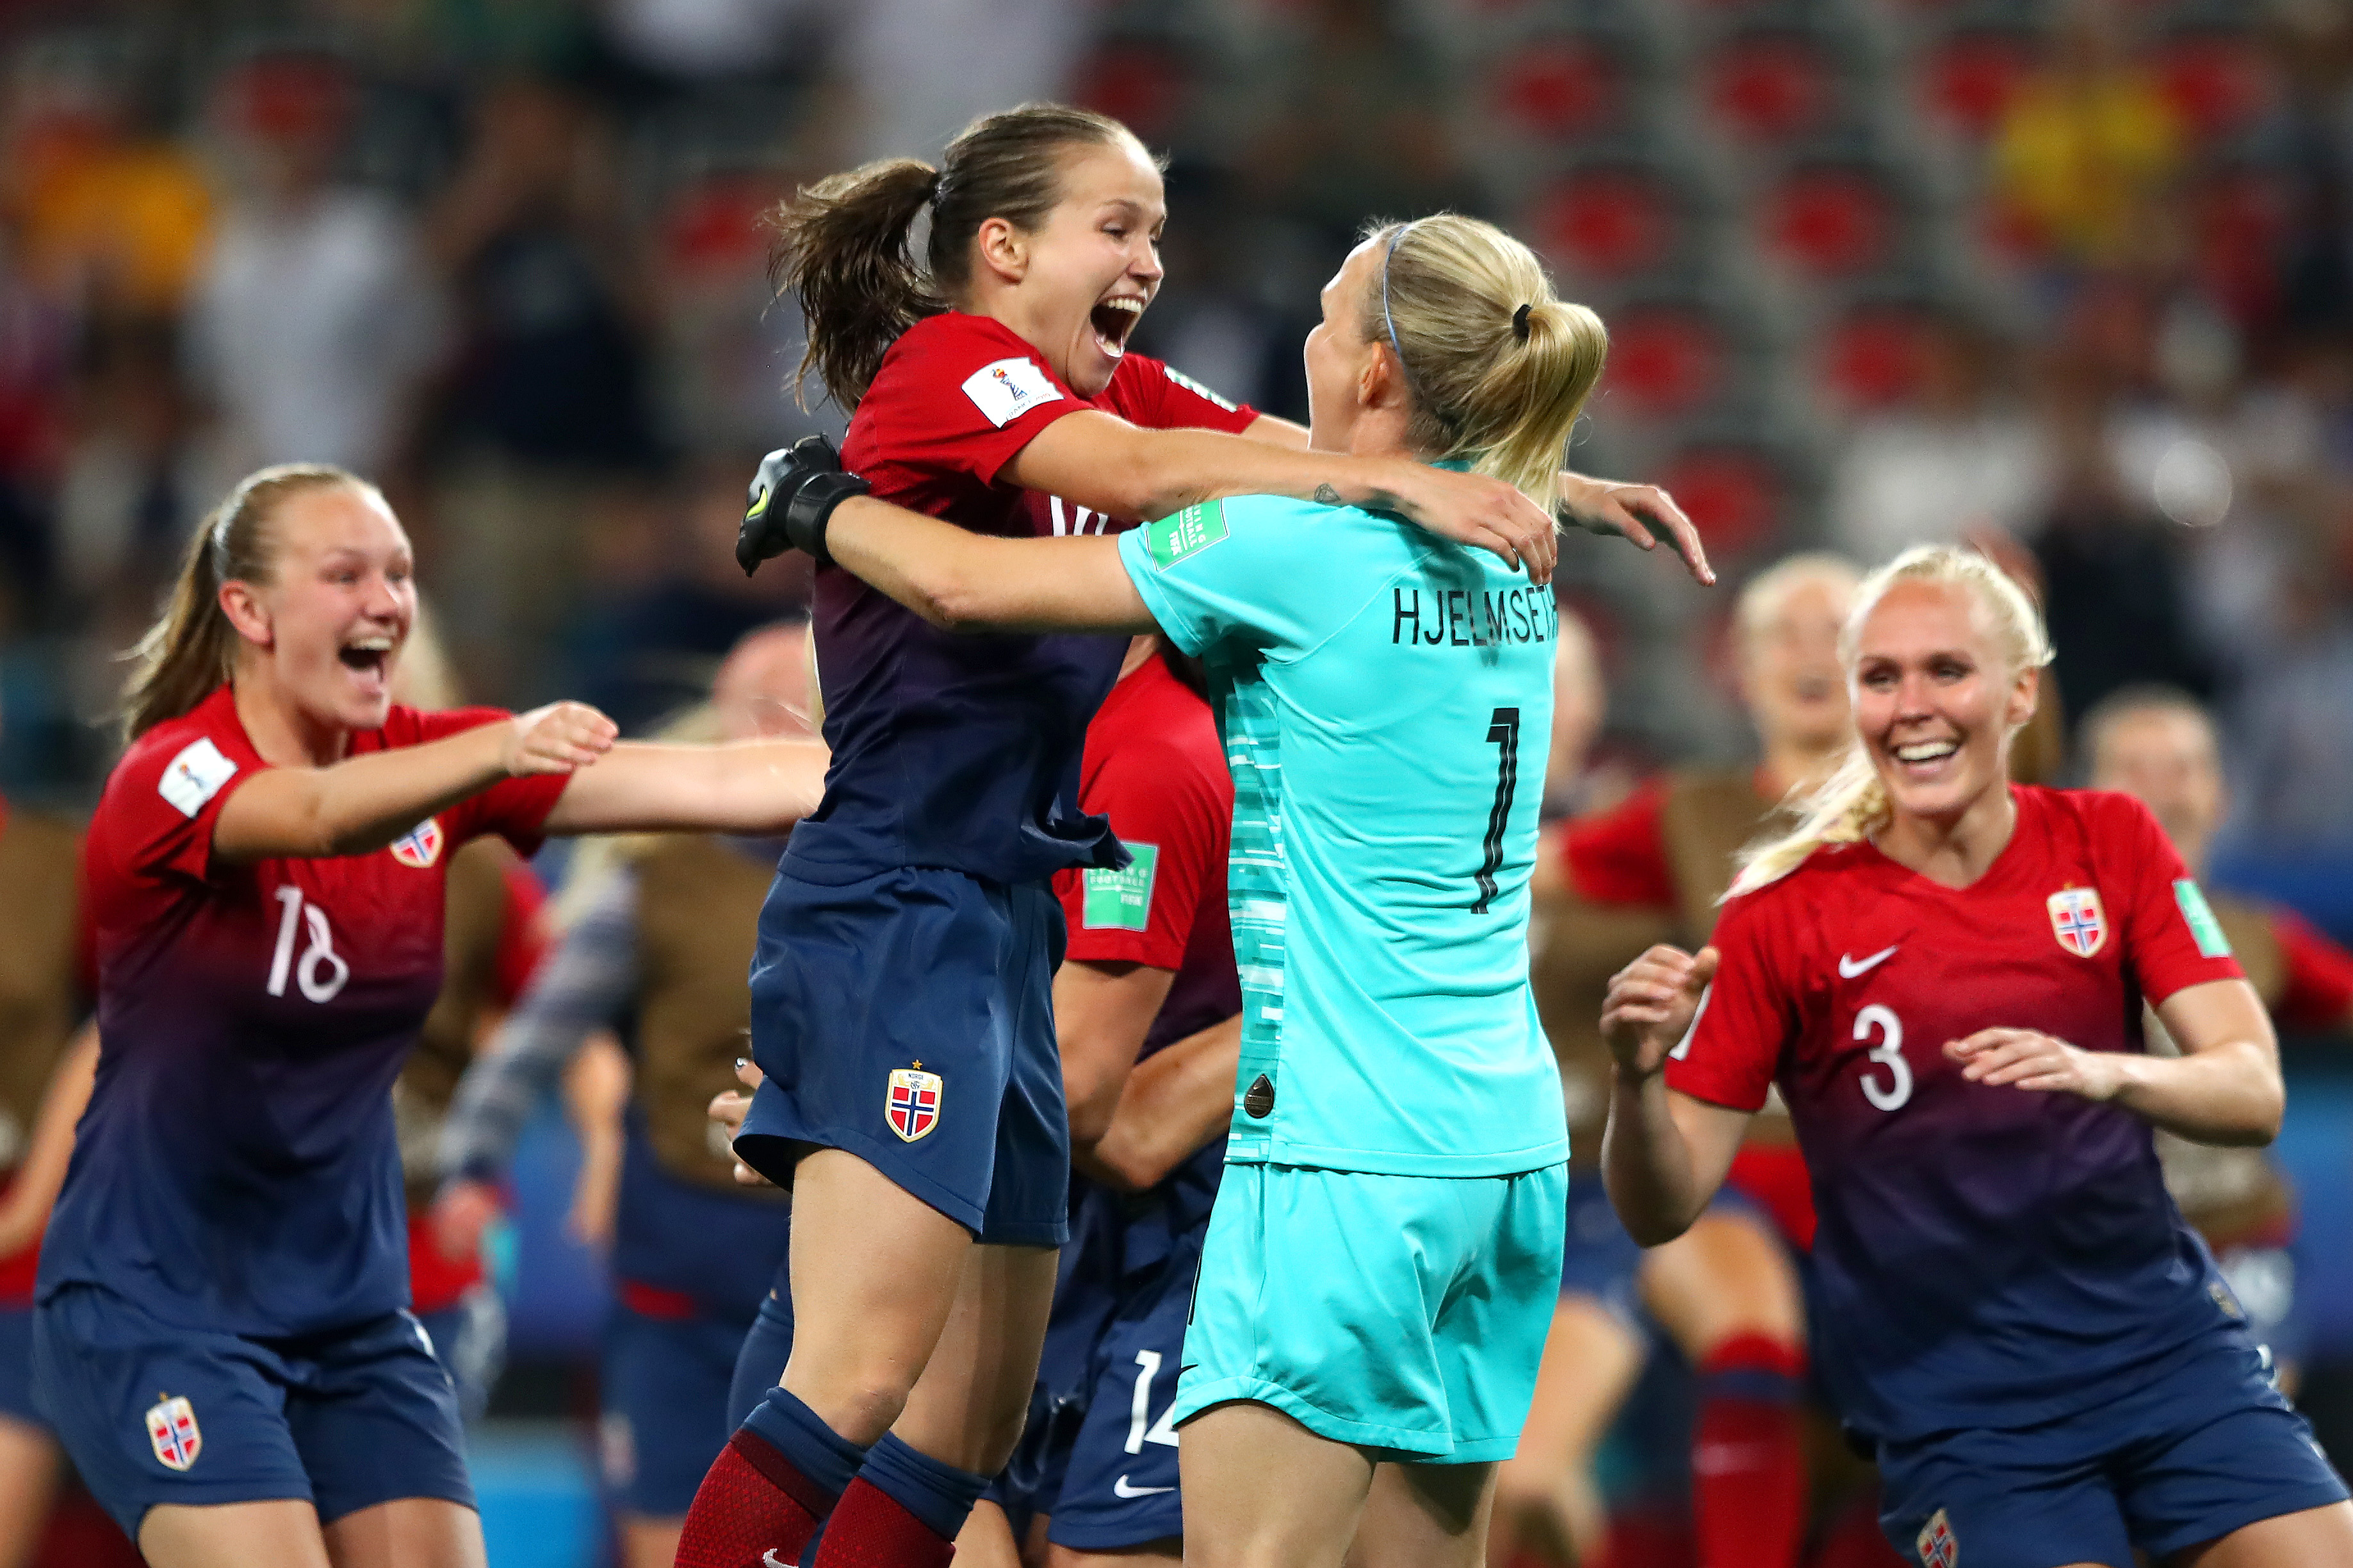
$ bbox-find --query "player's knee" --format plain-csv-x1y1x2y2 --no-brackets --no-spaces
971,1398,1028,1478
787,1371,915,1448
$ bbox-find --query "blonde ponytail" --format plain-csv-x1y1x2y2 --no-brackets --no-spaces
120,463,370,740
1365,214,1608,506
1726,545,2053,898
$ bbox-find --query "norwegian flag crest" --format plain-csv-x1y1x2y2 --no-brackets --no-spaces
145,1394,202,1471
1915,1508,1958,1568
887,1068,943,1143
389,816,444,869
2047,887,2107,958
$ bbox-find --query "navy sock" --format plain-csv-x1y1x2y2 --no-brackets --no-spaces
743,1386,870,1501
854,1433,992,1542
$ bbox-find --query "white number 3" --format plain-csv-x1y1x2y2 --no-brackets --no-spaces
1854,1003,1912,1113
268,886,351,1003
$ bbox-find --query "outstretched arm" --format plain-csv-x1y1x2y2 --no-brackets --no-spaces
541,738,829,836
824,497,1159,636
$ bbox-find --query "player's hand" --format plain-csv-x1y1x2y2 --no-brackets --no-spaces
430,1178,501,1263
709,1056,775,1187
739,437,870,574
1602,944,1720,1081
1945,1028,2124,1101
1557,472,1716,586
1375,461,1559,585
505,702,617,777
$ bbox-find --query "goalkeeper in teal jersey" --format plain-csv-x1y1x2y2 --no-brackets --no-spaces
735,213,1711,1568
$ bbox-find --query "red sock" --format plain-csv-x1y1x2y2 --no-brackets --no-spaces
676,1429,838,1568
810,1475,956,1568
1692,1333,1807,1568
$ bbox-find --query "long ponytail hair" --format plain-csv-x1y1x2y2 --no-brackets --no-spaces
1362,214,1610,507
1726,545,2055,898
768,102,1143,412
120,463,370,740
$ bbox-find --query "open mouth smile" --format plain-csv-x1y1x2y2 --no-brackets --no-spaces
1090,296,1144,359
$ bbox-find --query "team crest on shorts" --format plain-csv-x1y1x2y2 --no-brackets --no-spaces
1916,1508,1958,1568
389,817,444,869
887,1067,943,1142
2047,887,2107,958
145,1394,202,1471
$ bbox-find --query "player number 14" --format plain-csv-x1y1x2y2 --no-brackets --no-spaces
1853,1003,1912,1112
268,886,352,1004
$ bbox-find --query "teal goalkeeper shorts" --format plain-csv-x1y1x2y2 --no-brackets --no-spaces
1171,1161,1568,1462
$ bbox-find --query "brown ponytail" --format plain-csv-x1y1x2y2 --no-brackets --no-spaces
768,102,1145,411
120,463,370,740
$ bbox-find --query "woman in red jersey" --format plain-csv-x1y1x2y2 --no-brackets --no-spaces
680,102,1707,1568
33,463,828,1568
1601,546,2353,1568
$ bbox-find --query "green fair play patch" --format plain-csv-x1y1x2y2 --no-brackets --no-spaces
1144,501,1229,570
2174,879,2232,958
1084,843,1158,931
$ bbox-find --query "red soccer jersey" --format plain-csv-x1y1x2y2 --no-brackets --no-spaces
2274,907,2353,1034
1054,651,1239,1059
1560,777,1677,908
49,684,568,1336
801,311,1257,887
1668,786,2247,1440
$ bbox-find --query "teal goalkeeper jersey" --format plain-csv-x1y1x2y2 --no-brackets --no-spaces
1116,489,1568,1177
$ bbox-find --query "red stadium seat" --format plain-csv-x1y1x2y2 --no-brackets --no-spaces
1597,307,1724,419
1705,33,1836,142
1760,166,1898,279
1488,37,1622,140
1819,306,1935,412
1916,29,2038,140
1529,170,1677,279
2152,31,2276,143
1653,446,1784,558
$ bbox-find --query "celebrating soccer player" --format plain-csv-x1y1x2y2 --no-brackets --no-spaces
1600,546,2353,1567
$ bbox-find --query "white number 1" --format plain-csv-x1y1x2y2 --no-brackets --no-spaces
268,887,352,1003
1125,1351,1182,1454
1855,1003,1912,1112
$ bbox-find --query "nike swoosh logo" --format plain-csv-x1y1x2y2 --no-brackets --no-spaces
1114,1475,1176,1498
1838,944,1898,978
765,1553,794,1568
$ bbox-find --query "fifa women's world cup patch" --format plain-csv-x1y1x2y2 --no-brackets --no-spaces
145,1393,202,1471
1915,1508,1957,1568
886,1067,943,1142
2047,887,2107,958
389,817,444,869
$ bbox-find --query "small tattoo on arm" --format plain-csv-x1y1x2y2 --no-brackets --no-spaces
1313,484,1342,506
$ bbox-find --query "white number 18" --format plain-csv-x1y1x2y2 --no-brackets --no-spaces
268,887,351,1004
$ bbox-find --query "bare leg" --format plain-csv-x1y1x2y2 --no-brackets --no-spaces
1637,1206,1805,1362
0,1418,60,1568
780,1147,977,1444
2170,1501,2353,1567
1180,1402,1378,1568
1046,1542,1182,1568
617,1514,681,1568
958,1500,1027,1568
320,1498,487,1568
140,1500,332,1568
1488,1298,1644,1567
888,1240,1061,1474
1347,1460,1497,1568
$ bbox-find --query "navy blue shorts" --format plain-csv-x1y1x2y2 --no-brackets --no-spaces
1877,1327,2347,1568
0,1304,40,1430
1045,1216,1200,1551
738,866,1069,1247
728,1263,794,1430
33,1283,473,1540
602,1297,753,1518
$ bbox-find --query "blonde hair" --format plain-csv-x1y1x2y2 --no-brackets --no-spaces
120,463,377,740
1734,551,1862,647
1362,214,1609,507
1727,546,2054,897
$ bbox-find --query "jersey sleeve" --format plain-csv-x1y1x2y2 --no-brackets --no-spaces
1118,496,1356,660
1059,738,1224,971
1102,355,1258,435
102,725,263,888
858,316,1090,485
1662,893,1793,1113
410,708,570,855
2272,908,2353,1035
1563,780,1676,909
2101,793,2245,1005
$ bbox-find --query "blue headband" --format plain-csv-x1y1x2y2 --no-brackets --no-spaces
1380,222,1428,402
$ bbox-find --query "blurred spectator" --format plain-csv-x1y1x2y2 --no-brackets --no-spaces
1825,314,2051,567
2226,537,2353,856
420,74,663,702
599,0,818,81
836,0,1084,159
188,49,445,480
1990,1,2182,270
